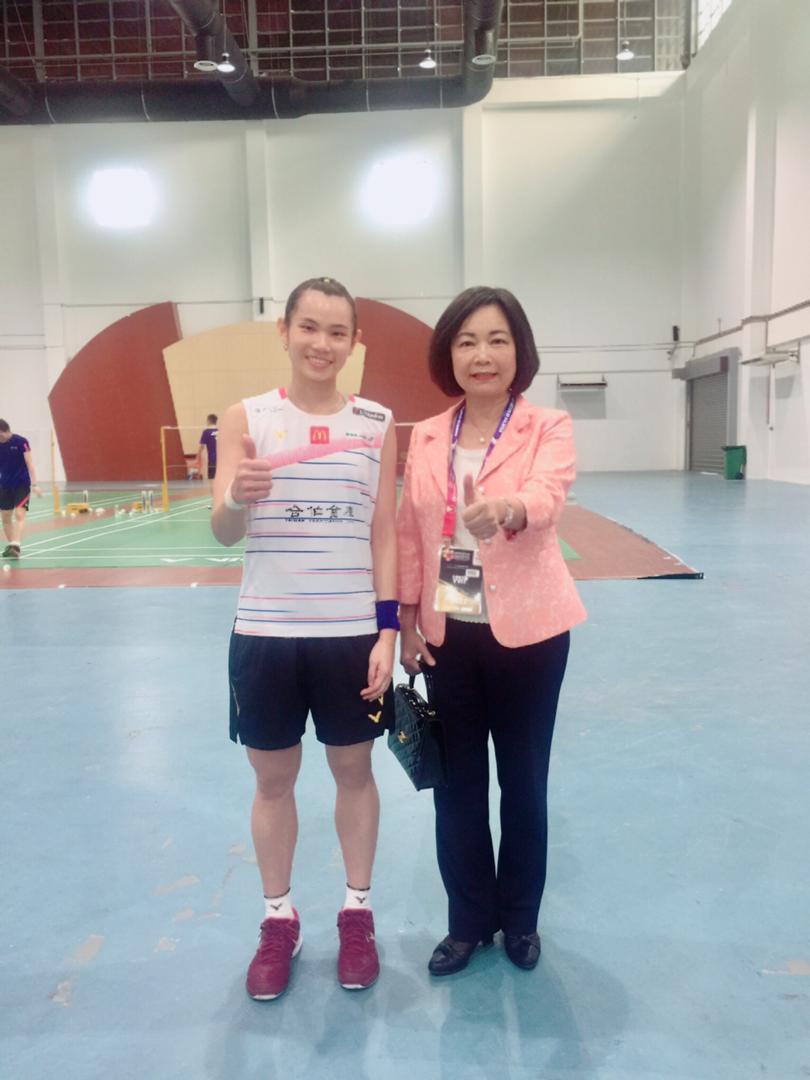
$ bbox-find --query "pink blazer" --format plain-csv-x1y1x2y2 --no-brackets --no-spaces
397,396,587,648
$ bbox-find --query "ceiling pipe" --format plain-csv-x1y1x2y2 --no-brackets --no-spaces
0,0,503,125
165,0,259,107
0,68,33,117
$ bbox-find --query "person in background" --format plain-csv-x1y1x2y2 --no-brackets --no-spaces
196,414,218,496
211,278,398,1001
0,419,42,559
397,286,587,977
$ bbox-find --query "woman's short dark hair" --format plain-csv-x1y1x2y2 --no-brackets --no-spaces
428,286,540,398
284,277,357,334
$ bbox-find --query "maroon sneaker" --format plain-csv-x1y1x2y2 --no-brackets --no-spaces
245,911,302,1000
337,908,379,990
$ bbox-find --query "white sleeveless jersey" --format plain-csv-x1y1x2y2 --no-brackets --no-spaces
234,388,392,637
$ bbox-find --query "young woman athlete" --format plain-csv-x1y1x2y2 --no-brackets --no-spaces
212,277,398,1000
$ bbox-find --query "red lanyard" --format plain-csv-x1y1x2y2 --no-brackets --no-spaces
441,395,516,540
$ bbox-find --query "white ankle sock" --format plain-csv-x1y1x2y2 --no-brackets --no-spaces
343,883,372,911
264,890,293,920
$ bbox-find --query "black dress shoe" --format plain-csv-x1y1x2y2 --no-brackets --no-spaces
428,935,492,976
503,931,541,970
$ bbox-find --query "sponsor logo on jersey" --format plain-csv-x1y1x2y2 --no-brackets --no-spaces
352,407,385,422
310,426,330,444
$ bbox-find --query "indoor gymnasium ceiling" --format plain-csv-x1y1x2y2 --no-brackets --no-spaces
0,1,690,122
2,1,688,90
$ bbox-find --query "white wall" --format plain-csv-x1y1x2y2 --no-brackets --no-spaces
0,129,50,479
685,0,810,484
48,122,253,354
478,77,685,469
265,109,463,328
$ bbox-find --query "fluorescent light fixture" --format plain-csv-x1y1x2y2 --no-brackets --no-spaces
359,152,440,231
217,52,236,73
85,167,158,230
418,49,436,70
616,40,635,60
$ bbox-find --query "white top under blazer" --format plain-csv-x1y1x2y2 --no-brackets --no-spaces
234,387,392,637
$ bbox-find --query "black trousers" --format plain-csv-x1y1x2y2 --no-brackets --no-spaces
430,620,570,941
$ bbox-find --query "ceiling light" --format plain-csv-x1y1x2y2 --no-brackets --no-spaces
418,49,436,70
616,40,634,61
217,52,236,74
193,34,218,72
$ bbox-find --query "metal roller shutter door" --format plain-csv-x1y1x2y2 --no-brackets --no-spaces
690,372,728,473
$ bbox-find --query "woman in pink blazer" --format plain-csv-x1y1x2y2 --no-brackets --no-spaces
398,286,586,976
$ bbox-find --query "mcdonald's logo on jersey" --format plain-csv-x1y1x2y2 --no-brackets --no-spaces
310,426,330,444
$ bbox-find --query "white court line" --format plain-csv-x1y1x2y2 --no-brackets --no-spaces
26,544,231,552
21,555,240,562
24,495,210,547
27,491,152,521
22,551,238,560
22,500,208,556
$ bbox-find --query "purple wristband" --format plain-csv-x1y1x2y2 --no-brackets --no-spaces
375,600,400,632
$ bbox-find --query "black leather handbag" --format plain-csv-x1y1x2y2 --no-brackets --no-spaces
388,667,447,791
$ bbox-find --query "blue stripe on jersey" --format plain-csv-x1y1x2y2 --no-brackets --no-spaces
236,614,376,624
270,474,360,482
253,499,365,507
306,567,372,572
245,534,370,543
237,607,294,613
243,548,332,554
345,452,381,463
285,590,375,596
249,524,368,532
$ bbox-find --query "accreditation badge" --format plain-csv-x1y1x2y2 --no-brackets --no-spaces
434,546,483,615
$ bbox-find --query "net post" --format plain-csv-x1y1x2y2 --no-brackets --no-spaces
51,430,60,515
160,426,170,513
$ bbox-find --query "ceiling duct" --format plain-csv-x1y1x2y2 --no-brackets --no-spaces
0,1,503,126
0,68,33,118
166,0,258,108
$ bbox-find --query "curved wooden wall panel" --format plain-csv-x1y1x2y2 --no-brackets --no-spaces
163,323,365,456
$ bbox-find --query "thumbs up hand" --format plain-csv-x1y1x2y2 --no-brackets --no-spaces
460,474,506,540
231,433,273,505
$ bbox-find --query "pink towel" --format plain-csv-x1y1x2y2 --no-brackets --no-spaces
263,436,382,470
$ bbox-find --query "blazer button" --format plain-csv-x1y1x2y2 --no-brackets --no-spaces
484,538,492,545
488,583,496,592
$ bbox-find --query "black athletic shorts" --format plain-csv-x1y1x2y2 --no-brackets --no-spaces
228,631,394,750
0,487,30,512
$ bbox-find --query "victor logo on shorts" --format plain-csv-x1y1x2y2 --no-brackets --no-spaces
310,426,330,444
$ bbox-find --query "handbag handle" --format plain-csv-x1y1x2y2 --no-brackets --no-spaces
408,663,436,703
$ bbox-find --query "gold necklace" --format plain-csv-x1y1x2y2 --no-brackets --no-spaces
466,419,488,444
465,413,498,445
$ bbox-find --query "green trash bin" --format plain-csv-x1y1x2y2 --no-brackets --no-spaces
722,445,747,480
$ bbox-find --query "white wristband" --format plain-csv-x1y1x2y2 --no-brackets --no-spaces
500,499,515,529
223,482,246,512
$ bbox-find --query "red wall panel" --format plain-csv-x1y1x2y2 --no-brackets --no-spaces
356,298,455,473
49,303,185,482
